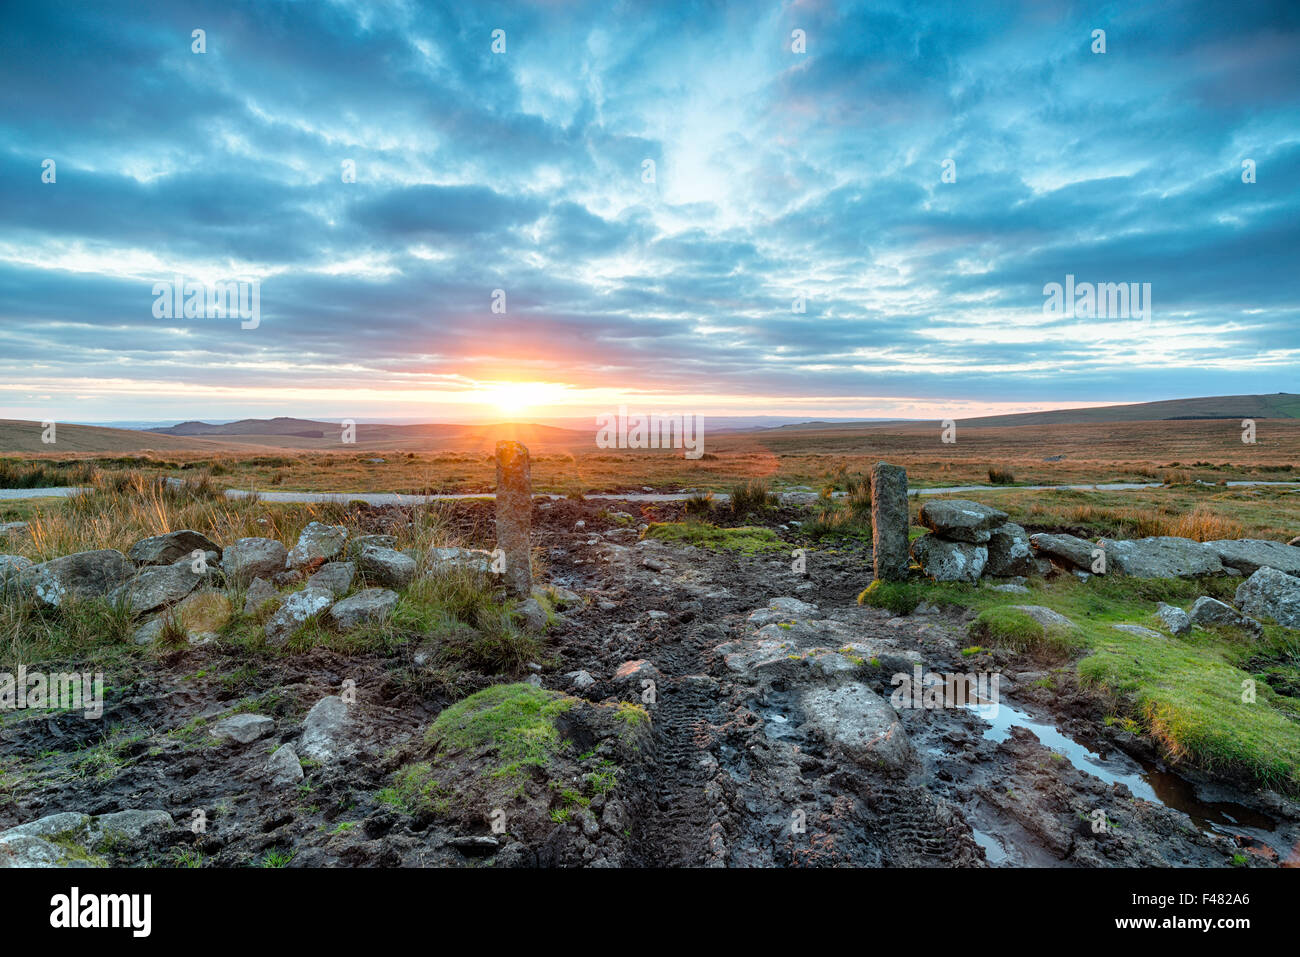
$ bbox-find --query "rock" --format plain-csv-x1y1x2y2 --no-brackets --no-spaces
614,660,659,684
1204,539,1300,577
0,812,90,841
348,534,396,558
985,522,1035,577
132,617,167,645
427,546,495,574
1156,602,1192,636
869,462,909,580
646,610,669,620
17,549,133,607
357,545,416,589
495,440,533,597
989,583,1030,593
1112,623,1165,639
911,533,987,582
326,587,398,630
298,696,350,763
1188,596,1262,633
109,562,201,615
88,809,174,842
210,713,274,743
1236,567,1300,627
0,834,93,868
1097,537,1224,578
0,521,29,539
243,577,278,615
534,583,580,608
514,596,549,631
286,522,348,569
272,569,304,587
918,499,1008,544
89,811,174,842
446,835,499,855
223,537,288,585
566,670,596,690
799,683,914,771
307,561,356,596
1009,605,1077,630
1029,533,1096,570
1289,535,1300,547
0,554,34,590
264,586,335,645
265,744,303,786
747,596,820,626
128,529,220,565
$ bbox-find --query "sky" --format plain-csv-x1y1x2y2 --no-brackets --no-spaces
0,0,1297,424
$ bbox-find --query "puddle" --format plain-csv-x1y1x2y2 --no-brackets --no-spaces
962,695,1287,856
970,828,1008,865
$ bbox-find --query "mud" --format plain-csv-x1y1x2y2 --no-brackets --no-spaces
2,496,1298,868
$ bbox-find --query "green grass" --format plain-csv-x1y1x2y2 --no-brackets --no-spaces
875,574,1300,791
425,683,576,779
642,521,786,554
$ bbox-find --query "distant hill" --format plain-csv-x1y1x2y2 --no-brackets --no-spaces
0,420,241,454
951,393,1300,429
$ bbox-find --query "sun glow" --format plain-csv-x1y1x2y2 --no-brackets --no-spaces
478,381,566,417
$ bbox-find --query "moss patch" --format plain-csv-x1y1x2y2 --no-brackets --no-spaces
642,521,786,553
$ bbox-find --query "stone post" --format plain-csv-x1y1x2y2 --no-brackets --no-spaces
495,440,533,597
871,462,910,580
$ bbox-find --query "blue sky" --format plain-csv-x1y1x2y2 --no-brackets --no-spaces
0,0,1297,423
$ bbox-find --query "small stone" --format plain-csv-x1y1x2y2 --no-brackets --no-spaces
566,670,596,690
1156,602,1192,635
266,744,304,786
1112,623,1164,639
210,713,274,744
614,659,659,684
264,586,335,646
514,596,549,631
307,561,356,596
326,587,398,630
286,522,348,569
357,545,416,589
299,696,350,763
243,577,278,615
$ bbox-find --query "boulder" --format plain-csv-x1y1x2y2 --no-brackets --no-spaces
799,683,914,771
223,538,288,585
0,834,93,868
242,577,278,615
357,545,415,589
918,499,1008,544
1189,596,1262,634
286,522,348,570
128,529,220,566
870,462,910,580
109,562,201,615
985,522,1035,577
613,659,659,684
18,549,133,607
1204,540,1300,577
87,809,174,843
428,546,495,574
911,533,987,582
1097,537,1224,578
1233,568,1300,628
266,744,303,786
1029,533,1096,570
514,596,549,632
307,561,356,596
1156,602,1192,636
347,534,396,558
264,586,335,646
1009,605,1077,631
326,587,398,630
0,812,90,841
210,713,274,744
0,554,34,590
298,695,350,763
747,596,820,626
1113,623,1164,639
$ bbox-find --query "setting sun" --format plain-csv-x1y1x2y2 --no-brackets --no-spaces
479,381,565,417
